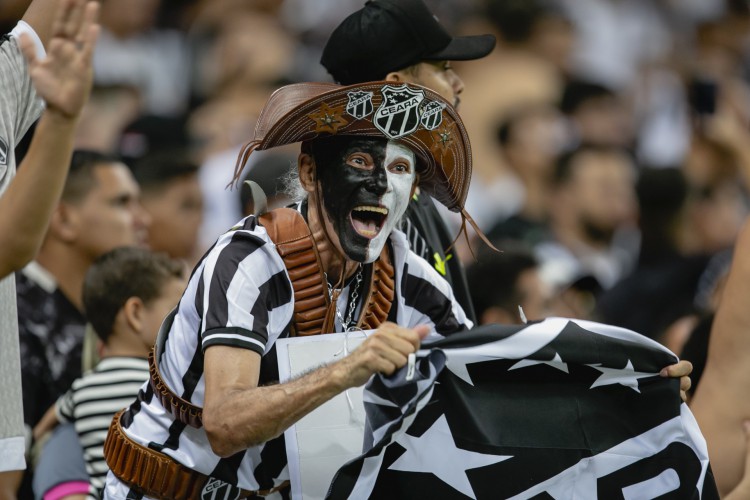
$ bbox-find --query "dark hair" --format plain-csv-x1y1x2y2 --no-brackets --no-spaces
559,80,616,115
83,247,184,343
466,243,538,320
552,144,634,187
129,150,199,195
486,0,565,44
496,104,557,147
63,150,121,203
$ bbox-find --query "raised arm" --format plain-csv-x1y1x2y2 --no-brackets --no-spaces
0,0,98,278
21,0,70,48
202,322,428,458
691,217,750,495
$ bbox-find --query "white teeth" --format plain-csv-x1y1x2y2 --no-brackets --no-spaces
353,206,389,214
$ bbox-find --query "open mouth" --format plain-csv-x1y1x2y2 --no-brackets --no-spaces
349,205,389,239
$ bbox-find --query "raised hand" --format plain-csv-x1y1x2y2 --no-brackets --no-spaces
18,0,99,120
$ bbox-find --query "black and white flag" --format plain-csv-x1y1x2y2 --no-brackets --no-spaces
327,318,718,499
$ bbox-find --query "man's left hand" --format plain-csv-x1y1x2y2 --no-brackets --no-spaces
660,360,692,402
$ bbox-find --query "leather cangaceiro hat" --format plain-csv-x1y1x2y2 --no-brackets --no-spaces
321,0,496,85
232,81,472,214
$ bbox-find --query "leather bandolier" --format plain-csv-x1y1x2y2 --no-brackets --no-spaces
105,208,395,497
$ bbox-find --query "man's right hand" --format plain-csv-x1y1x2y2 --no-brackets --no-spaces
334,322,430,389
19,0,99,121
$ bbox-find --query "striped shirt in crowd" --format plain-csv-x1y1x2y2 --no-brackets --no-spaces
56,356,149,498
116,209,472,494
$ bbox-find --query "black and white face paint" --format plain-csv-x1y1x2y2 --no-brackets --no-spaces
314,136,416,263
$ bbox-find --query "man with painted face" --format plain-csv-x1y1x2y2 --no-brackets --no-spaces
320,0,498,323
311,136,416,264
103,81,474,498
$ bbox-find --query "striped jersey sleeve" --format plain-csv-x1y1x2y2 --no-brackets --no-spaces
198,224,293,355
393,231,473,337
55,387,75,423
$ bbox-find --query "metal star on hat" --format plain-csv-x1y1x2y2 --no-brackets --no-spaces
430,122,455,156
308,102,349,134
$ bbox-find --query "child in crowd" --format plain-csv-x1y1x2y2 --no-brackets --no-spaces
32,247,185,499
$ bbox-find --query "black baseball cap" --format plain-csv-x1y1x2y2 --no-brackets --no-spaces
321,0,496,85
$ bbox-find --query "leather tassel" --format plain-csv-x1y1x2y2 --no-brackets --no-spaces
227,139,261,190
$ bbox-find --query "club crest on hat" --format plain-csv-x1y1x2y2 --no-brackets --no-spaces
0,137,8,166
374,84,425,139
346,91,374,120
420,100,446,131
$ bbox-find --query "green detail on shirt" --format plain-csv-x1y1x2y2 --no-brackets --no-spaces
433,252,452,276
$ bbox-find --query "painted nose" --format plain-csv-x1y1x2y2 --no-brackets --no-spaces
364,166,388,195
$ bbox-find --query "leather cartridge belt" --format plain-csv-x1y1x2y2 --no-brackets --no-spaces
149,348,203,428
103,409,289,499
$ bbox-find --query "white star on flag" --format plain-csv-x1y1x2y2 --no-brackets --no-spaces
588,359,656,393
444,317,569,385
510,352,569,373
389,414,511,498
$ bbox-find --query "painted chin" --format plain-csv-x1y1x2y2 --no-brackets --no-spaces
349,205,389,240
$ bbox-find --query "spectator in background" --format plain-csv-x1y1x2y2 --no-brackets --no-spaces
130,151,204,264
32,247,185,500
595,168,711,348
559,79,634,149
186,2,298,251
466,243,552,325
10,150,149,494
93,0,190,117
536,144,638,291
72,84,142,155
682,135,748,256
457,0,572,224
485,104,567,245
0,0,98,492
466,240,597,325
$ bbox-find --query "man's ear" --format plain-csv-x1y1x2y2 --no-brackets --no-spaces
122,296,145,334
410,173,420,199
385,71,403,83
298,153,317,194
386,65,421,84
48,203,78,243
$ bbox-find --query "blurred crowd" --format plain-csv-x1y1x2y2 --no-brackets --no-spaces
2,0,750,497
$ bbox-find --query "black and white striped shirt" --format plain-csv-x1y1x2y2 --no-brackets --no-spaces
118,213,472,491
56,356,149,498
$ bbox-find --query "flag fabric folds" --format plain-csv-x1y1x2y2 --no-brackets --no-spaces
327,317,718,499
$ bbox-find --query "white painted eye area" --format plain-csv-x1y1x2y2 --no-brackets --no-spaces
389,162,410,174
384,142,415,178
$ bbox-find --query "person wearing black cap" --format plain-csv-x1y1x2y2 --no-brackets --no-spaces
103,80,476,499
321,0,496,323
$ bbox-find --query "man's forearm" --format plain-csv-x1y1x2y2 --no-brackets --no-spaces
704,218,750,369
0,111,78,277
21,0,62,48
203,360,351,458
